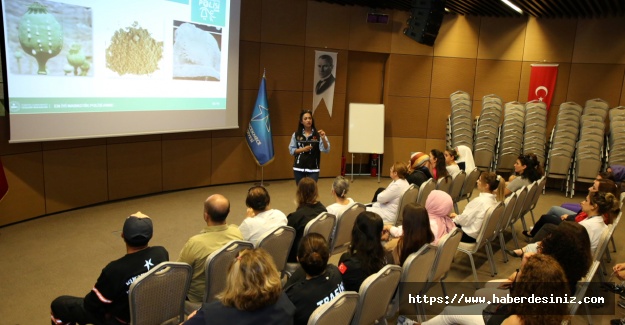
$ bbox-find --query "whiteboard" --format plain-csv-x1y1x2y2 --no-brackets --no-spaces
348,103,384,154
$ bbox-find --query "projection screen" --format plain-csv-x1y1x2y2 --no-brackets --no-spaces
0,0,240,143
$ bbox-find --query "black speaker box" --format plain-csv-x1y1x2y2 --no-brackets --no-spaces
404,0,446,46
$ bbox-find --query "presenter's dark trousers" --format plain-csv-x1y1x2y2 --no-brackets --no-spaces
294,170,319,185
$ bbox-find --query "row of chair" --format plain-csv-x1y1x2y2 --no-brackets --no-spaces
395,168,481,226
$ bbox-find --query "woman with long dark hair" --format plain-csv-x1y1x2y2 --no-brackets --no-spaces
338,211,386,292
504,153,543,196
429,149,448,181
384,203,434,266
288,110,330,185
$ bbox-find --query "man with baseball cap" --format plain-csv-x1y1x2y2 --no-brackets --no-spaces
50,212,169,325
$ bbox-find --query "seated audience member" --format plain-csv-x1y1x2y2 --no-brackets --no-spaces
429,149,449,181
287,177,327,263
504,153,543,196
383,203,434,265
509,190,618,257
444,147,461,178
178,194,243,303
367,162,410,224
552,171,615,217
284,233,344,325
183,248,295,325
450,172,504,243
338,211,386,292
455,145,475,172
608,165,625,184
51,212,169,325
325,176,354,218
406,152,432,187
423,254,569,325
497,222,591,298
239,186,287,243
425,190,456,245
523,178,619,239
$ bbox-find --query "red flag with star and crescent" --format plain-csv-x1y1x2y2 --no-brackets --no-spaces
528,64,558,111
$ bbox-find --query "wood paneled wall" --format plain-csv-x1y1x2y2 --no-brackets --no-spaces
2,0,625,225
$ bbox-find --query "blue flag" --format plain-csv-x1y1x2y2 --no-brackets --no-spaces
246,75,274,166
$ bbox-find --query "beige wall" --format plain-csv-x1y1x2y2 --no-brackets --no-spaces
2,0,625,225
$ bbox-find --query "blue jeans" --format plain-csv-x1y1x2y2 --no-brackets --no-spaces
545,206,576,219
294,170,319,185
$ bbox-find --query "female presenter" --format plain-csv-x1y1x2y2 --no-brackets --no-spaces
289,110,330,185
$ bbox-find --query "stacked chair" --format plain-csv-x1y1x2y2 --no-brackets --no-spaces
473,94,503,171
447,90,474,149
522,100,548,166
570,99,609,197
544,102,582,196
607,106,625,166
495,102,525,173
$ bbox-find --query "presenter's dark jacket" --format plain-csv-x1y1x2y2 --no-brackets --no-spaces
289,129,330,173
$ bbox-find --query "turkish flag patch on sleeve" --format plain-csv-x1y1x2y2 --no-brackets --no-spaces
338,262,347,274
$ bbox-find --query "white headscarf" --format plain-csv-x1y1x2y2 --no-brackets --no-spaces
455,145,475,172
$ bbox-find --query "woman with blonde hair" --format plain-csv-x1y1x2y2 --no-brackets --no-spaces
183,248,295,325
287,177,327,262
367,161,410,224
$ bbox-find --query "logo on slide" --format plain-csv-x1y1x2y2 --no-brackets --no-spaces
9,102,21,112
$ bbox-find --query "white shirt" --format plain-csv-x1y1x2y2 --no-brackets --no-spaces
579,215,607,253
326,198,355,218
446,164,461,179
367,178,410,224
454,192,497,239
239,209,288,243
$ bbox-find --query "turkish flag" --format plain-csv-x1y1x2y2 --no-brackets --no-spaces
528,64,558,111
0,158,8,202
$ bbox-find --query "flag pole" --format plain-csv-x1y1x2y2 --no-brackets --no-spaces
255,166,270,187
254,68,270,187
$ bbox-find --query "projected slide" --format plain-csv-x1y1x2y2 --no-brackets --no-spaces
1,0,240,142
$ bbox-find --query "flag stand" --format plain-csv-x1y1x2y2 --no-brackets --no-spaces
255,166,270,187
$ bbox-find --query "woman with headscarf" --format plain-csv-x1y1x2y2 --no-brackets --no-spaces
406,152,432,187
455,145,475,172
424,190,456,245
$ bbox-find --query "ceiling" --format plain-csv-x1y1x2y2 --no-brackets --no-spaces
313,0,625,18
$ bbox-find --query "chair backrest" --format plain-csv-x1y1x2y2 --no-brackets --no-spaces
498,193,518,236
530,177,547,209
204,240,254,303
330,203,366,254
592,225,613,261
476,202,506,245
449,170,467,202
568,260,601,317
351,265,402,325
398,244,437,315
255,226,296,273
508,186,529,226
304,212,337,244
436,175,453,194
417,178,436,206
395,184,419,226
429,227,463,283
129,262,192,325
520,181,538,216
307,291,359,325
460,167,481,200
